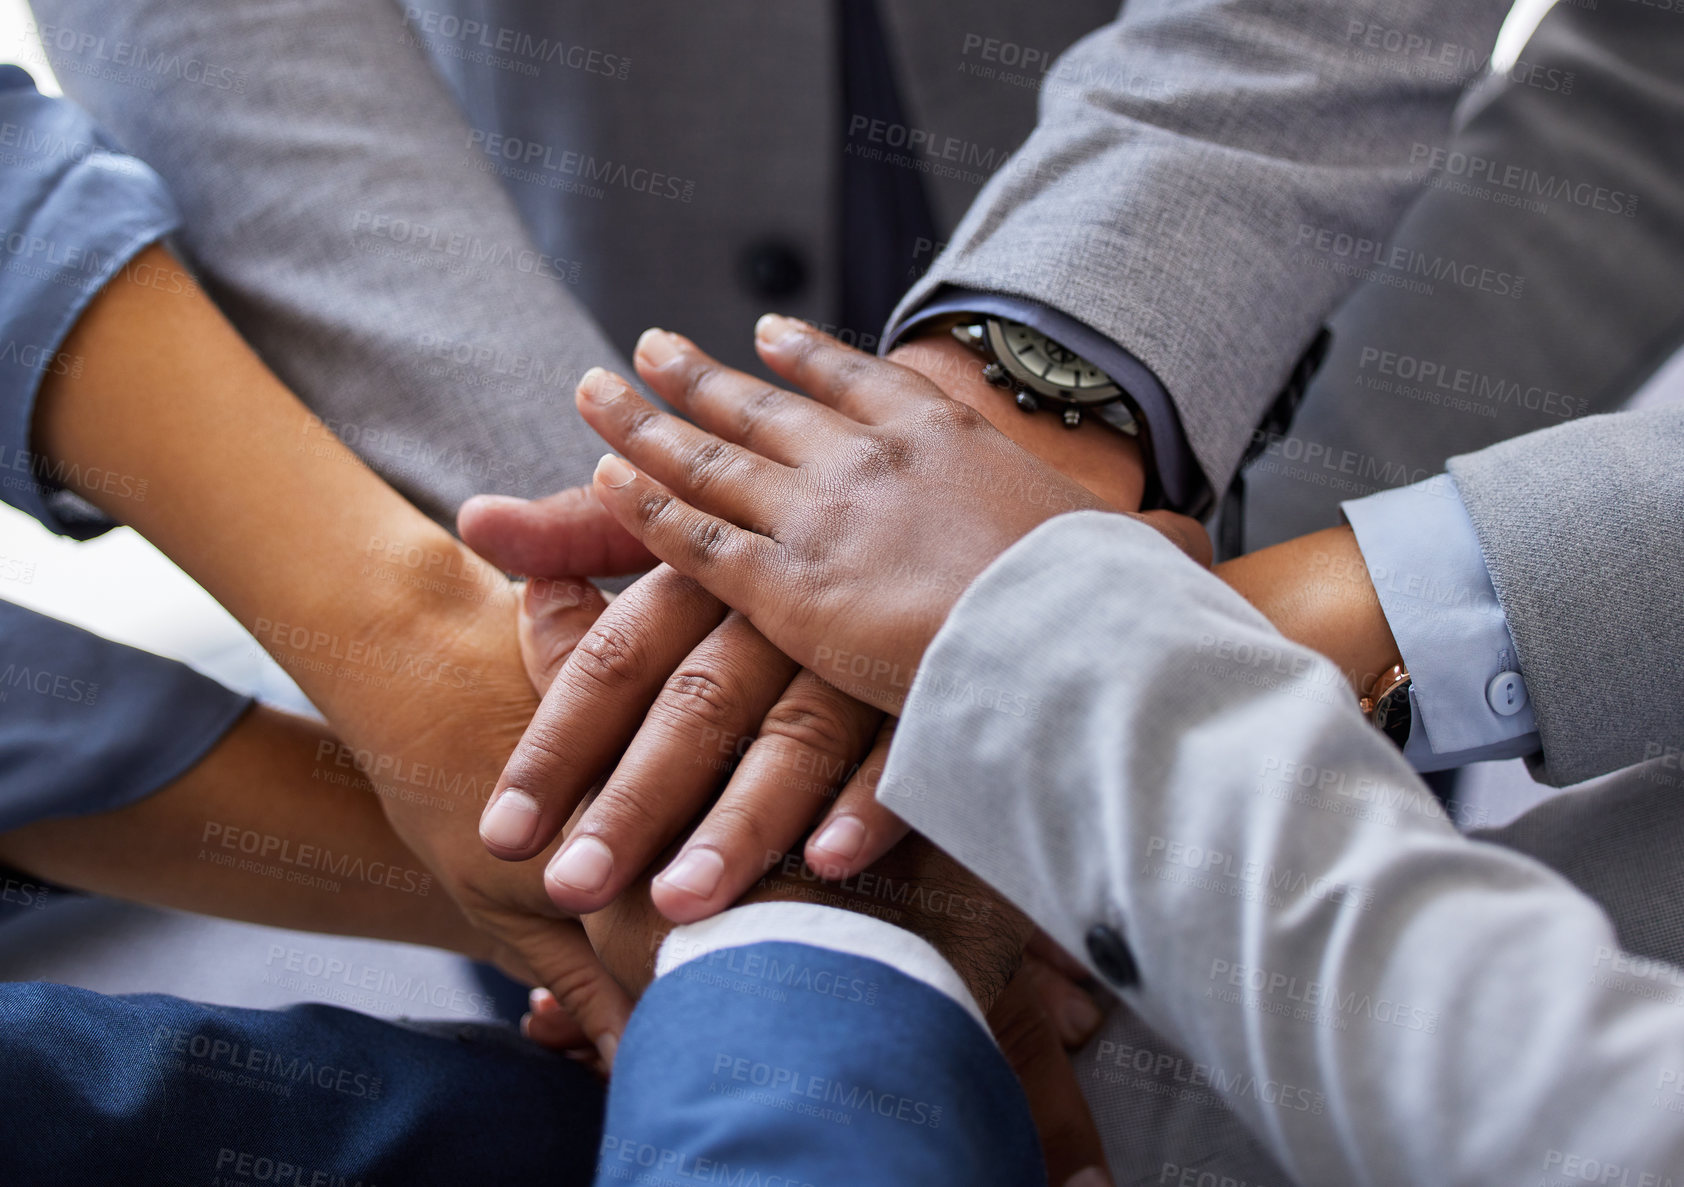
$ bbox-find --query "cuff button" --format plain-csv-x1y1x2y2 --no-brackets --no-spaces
1085,924,1139,989
1487,670,1528,717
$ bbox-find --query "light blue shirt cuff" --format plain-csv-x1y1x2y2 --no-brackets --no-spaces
1343,475,1540,772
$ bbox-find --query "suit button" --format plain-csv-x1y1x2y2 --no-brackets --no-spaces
740,240,808,300
1085,925,1139,989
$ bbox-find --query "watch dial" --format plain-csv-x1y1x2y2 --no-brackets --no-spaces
1002,323,1115,398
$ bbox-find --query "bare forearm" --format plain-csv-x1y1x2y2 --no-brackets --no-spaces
0,705,489,955
30,244,519,744
1215,525,1402,696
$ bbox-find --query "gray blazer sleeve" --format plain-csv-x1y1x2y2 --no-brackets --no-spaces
892,0,1514,493
32,0,626,525
1446,406,1684,787
879,513,1684,1186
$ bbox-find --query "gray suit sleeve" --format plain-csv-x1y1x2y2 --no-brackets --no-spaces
32,0,626,525
880,512,1684,1186
1446,406,1684,787
892,0,1514,493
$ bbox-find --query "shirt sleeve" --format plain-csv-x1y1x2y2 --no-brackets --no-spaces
0,65,182,540
888,288,1205,514
0,598,251,832
656,899,987,1033
1342,474,1541,771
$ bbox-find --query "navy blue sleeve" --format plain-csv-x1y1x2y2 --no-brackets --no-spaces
0,598,251,830
0,981,605,1186
599,940,1045,1187
0,64,182,540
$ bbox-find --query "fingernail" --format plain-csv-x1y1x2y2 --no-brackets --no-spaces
636,328,682,368
595,454,636,489
529,987,558,1015
1058,988,1104,1043
755,313,806,347
657,846,726,899
810,815,867,862
596,1031,619,1069
1064,1168,1112,1187
547,834,614,893
578,367,628,403
479,789,542,850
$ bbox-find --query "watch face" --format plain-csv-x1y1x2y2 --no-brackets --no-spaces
989,321,1121,404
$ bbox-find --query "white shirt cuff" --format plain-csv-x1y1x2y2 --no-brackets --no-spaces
655,900,988,1032
1343,474,1540,768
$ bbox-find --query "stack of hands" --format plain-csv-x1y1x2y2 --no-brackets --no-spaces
9,251,1393,1182
448,316,1214,1175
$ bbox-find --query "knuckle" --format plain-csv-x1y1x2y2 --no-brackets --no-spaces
734,384,788,441
682,515,736,565
758,697,857,757
585,788,668,848
701,798,778,852
681,361,724,406
850,432,917,477
654,667,739,730
681,436,737,495
568,619,645,691
618,402,665,444
916,397,985,434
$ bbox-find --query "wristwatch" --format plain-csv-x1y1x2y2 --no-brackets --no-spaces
1359,663,1413,748
950,317,1139,433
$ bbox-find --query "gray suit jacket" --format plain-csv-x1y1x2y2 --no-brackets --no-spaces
878,455,1684,1184
31,0,1518,515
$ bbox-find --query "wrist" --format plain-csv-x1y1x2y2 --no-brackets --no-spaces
738,842,1030,1013
1214,525,1403,695
887,332,1145,512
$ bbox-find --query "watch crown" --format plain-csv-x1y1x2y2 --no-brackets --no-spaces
982,362,1011,389
1014,391,1039,413
1062,408,1083,428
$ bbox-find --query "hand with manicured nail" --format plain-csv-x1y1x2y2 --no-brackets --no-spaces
576,318,1211,715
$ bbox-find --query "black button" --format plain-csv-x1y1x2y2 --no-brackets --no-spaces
1085,924,1139,989
740,240,808,300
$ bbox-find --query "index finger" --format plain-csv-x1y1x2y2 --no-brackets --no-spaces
480,565,726,861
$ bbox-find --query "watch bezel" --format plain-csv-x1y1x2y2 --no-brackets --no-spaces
984,319,1123,407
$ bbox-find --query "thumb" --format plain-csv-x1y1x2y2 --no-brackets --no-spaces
509,917,634,1070
989,959,1110,1187
517,576,609,694
459,486,658,579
